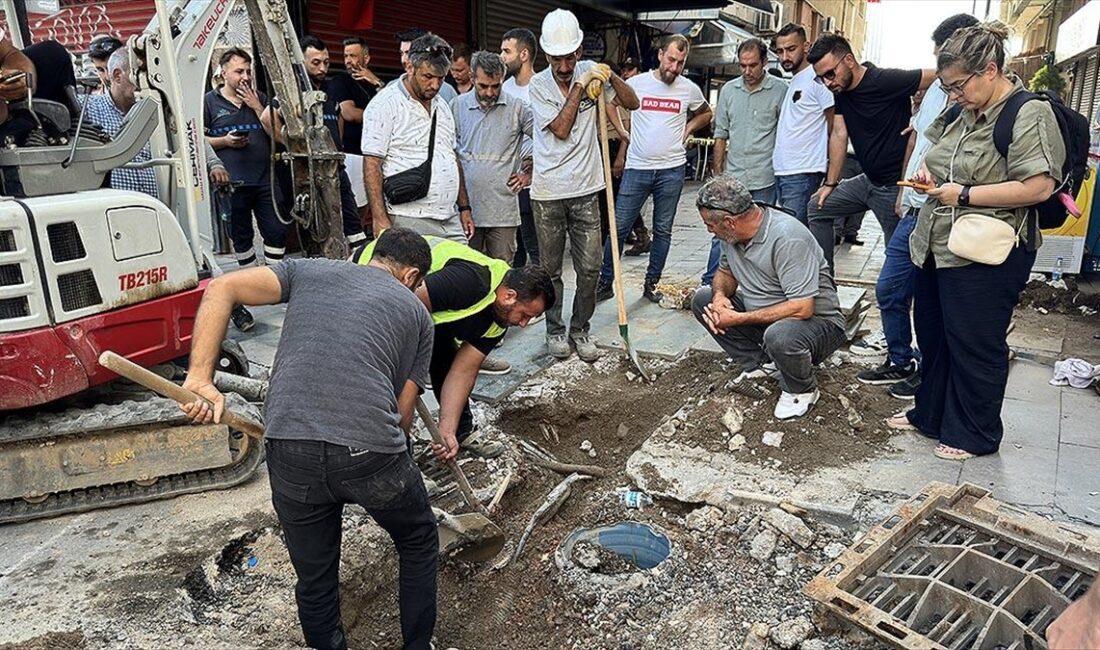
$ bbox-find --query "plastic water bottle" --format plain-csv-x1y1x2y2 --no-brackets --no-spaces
1052,257,1064,283
619,490,654,510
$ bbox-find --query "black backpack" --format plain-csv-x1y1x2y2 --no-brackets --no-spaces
945,89,1089,230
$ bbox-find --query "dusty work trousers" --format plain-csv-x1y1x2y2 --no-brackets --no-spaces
266,439,438,650
532,192,603,337
907,245,1035,456
806,173,900,271
470,226,518,263
692,288,846,394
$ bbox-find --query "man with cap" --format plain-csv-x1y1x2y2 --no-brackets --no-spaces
692,174,846,420
528,8,639,362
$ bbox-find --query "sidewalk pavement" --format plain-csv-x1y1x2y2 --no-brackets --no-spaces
223,181,1100,529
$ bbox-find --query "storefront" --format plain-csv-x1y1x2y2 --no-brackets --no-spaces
1057,0,1100,120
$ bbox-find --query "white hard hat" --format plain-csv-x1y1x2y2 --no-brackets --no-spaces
540,9,583,57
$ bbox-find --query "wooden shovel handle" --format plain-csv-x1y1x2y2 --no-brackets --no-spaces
415,397,490,517
596,92,629,328
98,351,265,440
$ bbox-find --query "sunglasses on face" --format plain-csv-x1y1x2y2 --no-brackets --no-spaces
814,58,846,85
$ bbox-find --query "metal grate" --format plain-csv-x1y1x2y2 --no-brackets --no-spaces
46,222,86,263
0,229,14,252
57,270,102,312
0,263,23,286
806,483,1099,650
0,296,30,319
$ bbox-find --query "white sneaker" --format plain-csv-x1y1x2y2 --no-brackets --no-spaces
736,361,779,382
774,388,820,420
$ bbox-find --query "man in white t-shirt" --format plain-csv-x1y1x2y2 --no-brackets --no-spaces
528,9,639,362
501,27,540,266
595,35,711,303
773,23,835,227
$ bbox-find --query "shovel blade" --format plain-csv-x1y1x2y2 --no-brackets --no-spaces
435,509,506,562
619,325,652,382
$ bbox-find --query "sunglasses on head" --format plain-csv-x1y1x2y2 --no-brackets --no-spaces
89,37,123,58
412,44,453,58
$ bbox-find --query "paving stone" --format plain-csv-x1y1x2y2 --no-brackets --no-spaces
1008,329,1065,357
862,434,963,495
1001,397,1060,451
959,444,1059,508
1004,360,1065,404
1055,443,1100,526
1060,390,1100,448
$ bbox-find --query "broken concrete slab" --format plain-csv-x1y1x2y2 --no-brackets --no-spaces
749,528,777,561
769,615,815,649
764,508,815,549
685,505,724,532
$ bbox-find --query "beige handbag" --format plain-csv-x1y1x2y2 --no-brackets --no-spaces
947,211,1025,266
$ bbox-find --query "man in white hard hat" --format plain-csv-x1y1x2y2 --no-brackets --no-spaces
529,8,639,362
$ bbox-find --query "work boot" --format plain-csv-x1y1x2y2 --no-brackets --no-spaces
642,279,663,303
231,305,254,332
547,334,571,359
624,227,651,256
460,430,505,459
571,333,602,362
595,279,614,302
479,356,511,375
843,234,865,246
774,388,819,420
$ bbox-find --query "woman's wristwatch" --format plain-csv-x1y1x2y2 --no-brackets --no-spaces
958,185,972,207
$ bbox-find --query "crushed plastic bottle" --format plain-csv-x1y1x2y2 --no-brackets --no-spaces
1052,257,1064,283
619,490,654,510
247,554,258,569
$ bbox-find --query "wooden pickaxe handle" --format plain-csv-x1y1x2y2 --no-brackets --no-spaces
416,397,490,517
98,350,265,440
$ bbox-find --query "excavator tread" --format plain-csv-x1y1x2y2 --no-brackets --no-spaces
0,393,265,525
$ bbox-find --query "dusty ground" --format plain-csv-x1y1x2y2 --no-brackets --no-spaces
3,352,893,650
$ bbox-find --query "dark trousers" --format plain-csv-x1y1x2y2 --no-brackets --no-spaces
908,245,1035,455
266,439,438,650
692,288,846,394
806,173,900,270
339,167,366,245
429,336,475,441
514,188,540,267
228,183,287,262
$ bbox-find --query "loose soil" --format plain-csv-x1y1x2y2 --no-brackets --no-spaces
1017,277,1100,314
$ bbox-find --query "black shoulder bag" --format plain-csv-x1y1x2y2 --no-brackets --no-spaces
383,110,437,205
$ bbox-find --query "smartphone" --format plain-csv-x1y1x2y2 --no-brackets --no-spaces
896,180,935,191
229,129,249,138
0,71,27,84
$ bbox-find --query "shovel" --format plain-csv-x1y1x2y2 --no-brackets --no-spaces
595,90,652,382
416,397,505,560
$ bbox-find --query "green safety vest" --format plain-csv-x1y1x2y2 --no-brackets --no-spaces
355,235,510,340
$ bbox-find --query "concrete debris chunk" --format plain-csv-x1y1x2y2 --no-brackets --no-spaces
765,508,815,549
768,615,815,649
823,542,846,560
775,554,795,574
728,433,746,452
721,405,744,436
762,431,784,448
742,622,770,650
579,439,593,452
800,640,828,650
685,505,724,532
749,528,778,561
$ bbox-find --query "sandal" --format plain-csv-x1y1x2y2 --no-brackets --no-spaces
885,412,917,431
933,444,975,461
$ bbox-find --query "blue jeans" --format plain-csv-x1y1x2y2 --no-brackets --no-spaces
599,165,685,284
775,172,823,226
702,185,776,285
878,212,919,367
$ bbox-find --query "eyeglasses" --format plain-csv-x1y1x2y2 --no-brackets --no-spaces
813,58,846,85
941,73,977,96
411,45,453,58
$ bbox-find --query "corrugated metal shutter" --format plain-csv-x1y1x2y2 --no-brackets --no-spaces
479,0,564,62
1071,58,1086,113
1,0,158,52
307,0,468,76
1084,55,1100,121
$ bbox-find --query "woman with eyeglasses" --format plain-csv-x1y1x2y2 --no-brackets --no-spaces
892,22,1065,460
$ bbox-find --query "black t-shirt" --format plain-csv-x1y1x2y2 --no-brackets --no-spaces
424,260,504,355
327,72,376,155
203,89,271,185
835,66,921,185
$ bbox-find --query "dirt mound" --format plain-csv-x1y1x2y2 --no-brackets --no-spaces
0,632,86,650
1018,278,1100,314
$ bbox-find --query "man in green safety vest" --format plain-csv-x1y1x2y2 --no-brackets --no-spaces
356,234,555,459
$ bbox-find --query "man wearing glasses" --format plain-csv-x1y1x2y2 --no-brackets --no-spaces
804,34,935,271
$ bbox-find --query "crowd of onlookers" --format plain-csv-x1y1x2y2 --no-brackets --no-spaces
68,7,1070,463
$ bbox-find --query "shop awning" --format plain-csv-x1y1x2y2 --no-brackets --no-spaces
574,0,774,21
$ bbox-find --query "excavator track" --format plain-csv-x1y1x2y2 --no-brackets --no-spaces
0,393,264,524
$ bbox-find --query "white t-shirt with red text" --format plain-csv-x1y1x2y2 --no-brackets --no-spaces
625,71,707,171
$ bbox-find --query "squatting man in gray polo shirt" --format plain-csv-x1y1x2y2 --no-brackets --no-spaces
692,175,847,419
178,228,442,650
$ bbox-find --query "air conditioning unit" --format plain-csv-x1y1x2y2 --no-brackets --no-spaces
823,16,837,33
755,2,784,34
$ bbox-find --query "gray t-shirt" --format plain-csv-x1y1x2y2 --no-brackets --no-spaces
718,208,844,329
528,60,614,201
265,259,434,453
